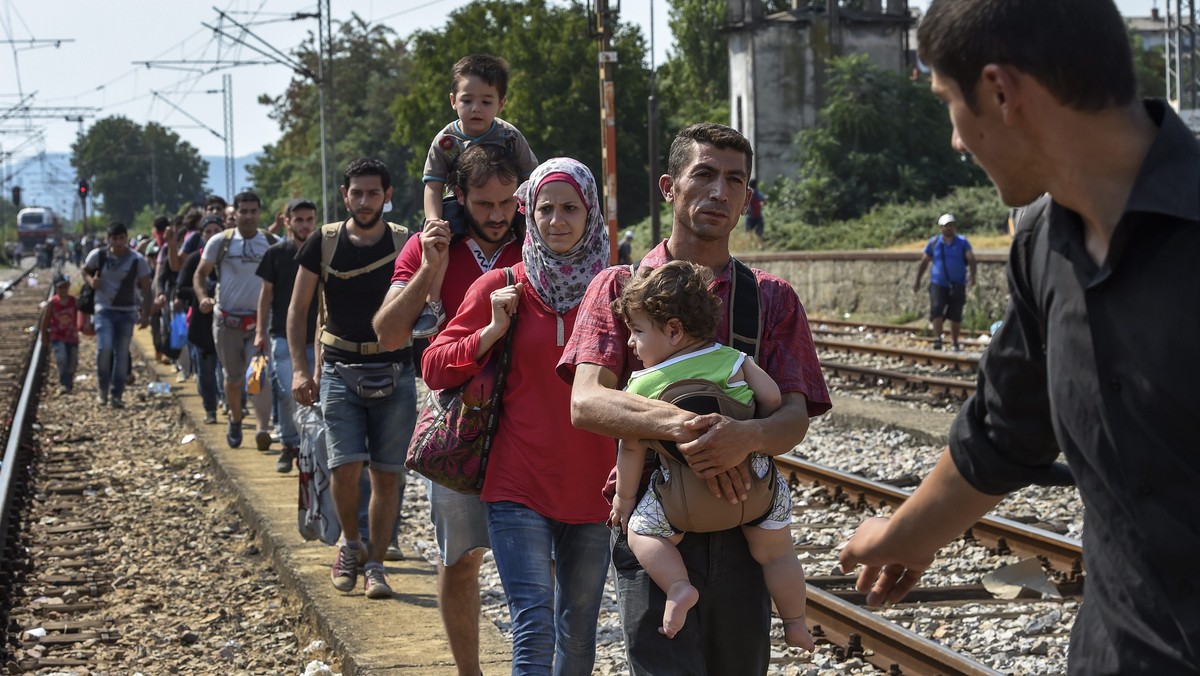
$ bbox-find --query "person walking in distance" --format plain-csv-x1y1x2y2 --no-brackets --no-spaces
255,198,319,473
560,123,830,674
193,191,276,450
912,213,977,350
43,274,80,394
373,144,523,675
288,158,413,601
81,222,154,408
839,0,1200,672
745,178,767,238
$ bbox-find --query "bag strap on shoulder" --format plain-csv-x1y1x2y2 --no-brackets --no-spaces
214,227,278,270
728,257,760,359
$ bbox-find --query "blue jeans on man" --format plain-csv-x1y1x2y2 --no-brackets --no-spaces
487,500,611,675
271,335,314,449
94,308,136,401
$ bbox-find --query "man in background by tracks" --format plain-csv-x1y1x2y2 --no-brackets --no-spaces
81,222,153,409
561,123,831,674
373,143,523,675
912,212,976,350
839,0,1200,672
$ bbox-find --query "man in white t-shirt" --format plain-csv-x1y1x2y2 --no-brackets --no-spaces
193,191,276,449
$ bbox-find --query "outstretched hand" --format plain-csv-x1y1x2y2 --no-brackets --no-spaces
837,516,933,607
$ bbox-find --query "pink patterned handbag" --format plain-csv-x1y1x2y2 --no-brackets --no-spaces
405,269,516,495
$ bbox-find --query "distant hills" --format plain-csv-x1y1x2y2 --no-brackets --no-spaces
9,152,260,217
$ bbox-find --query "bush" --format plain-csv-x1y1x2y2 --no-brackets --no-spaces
765,185,1006,251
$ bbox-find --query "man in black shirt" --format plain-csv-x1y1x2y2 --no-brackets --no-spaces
288,159,414,601
839,0,1200,673
255,198,319,473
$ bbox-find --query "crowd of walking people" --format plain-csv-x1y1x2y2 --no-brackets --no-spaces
38,1,1200,672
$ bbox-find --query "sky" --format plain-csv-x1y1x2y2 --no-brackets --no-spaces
0,0,1163,187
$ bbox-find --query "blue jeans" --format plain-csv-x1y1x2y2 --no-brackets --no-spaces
94,309,136,398
487,501,611,675
271,336,314,448
190,343,220,414
319,361,416,472
51,340,78,389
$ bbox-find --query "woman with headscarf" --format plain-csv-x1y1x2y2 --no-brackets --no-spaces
423,157,614,674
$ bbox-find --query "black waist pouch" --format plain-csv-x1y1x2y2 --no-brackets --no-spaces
333,362,401,400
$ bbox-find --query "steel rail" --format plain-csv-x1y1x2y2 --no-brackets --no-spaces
805,584,1002,675
0,265,50,558
820,360,977,399
814,336,980,371
812,316,988,339
777,455,1084,575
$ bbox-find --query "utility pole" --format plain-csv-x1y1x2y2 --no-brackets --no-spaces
223,75,235,199
592,0,620,263
648,0,661,246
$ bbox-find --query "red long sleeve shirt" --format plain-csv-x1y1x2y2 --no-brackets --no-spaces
423,263,614,523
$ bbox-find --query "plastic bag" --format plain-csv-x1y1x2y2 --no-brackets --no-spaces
296,405,341,545
170,311,189,350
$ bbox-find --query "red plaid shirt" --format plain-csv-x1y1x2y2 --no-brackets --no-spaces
557,241,830,416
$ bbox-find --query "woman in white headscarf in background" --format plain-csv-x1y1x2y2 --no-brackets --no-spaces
423,157,614,675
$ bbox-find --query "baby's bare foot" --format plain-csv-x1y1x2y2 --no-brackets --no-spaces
659,581,699,639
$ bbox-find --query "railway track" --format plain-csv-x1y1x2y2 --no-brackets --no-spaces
812,317,988,340
0,264,137,672
820,359,977,400
770,454,1082,674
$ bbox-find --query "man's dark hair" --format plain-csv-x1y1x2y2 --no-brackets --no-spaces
287,197,317,215
153,215,170,232
205,194,227,210
450,54,510,100
452,144,521,198
343,158,392,192
612,260,719,343
233,191,261,209
107,222,128,238
918,0,1135,112
182,206,204,232
667,123,754,180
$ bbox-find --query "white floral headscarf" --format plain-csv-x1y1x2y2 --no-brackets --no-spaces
517,157,610,315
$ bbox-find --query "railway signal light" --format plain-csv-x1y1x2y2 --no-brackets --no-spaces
78,180,89,201
10,186,19,207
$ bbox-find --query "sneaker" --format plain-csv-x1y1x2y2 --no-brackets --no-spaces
111,395,125,409
332,543,365,592
275,447,297,474
255,430,272,451
411,302,446,340
204,410,218,425
227,421,243,448
385,538,405,561
932,337,944,351
363,565,393,599
270,427,282,443
96,392,108,406
953,342,963,353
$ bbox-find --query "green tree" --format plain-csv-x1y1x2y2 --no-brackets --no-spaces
70,117,208,225
656,0,730,137
390,0,651,225
1131,31,1167,99
779,54,984,223
249,15,413,222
